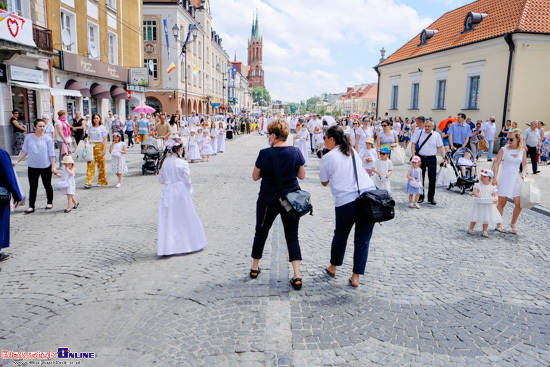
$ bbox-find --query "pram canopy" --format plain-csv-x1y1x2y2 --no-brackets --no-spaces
141,137,160,154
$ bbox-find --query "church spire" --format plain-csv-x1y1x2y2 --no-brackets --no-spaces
254,9,260,39
250,12,256,39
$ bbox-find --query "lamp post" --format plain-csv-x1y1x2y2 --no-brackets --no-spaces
172,23,198,118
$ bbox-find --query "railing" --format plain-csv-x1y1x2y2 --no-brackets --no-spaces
32,24,53,52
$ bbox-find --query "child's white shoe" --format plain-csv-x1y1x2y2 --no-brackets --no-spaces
409,203,414,208
115,183,121,188
414,203,420,209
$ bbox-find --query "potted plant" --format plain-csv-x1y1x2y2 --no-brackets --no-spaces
0,2,8,13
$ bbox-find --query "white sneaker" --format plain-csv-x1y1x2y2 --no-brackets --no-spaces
414,203,420,209
115,183,121,188
409,203,414,208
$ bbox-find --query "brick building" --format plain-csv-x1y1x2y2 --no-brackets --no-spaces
246,11,264,88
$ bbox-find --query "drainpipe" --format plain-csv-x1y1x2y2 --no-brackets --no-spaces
374,65,380,117
501,33,515,135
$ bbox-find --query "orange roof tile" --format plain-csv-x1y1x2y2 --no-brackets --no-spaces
380,0,550,66
359,84,378,99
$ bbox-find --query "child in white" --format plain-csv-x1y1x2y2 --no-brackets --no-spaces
209,124,218,155
217,122,226,153
358,137,377,176
109,132,128,188
458,151,476,178
180,124,190,152
313,126,323,153
187,130,200,163
371,147,393,192
294,125,309,166
468,169,503,238
405,156,423,208
55,155,78,213
201,130,214,162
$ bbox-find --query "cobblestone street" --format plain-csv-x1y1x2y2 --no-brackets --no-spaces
1,134,549,367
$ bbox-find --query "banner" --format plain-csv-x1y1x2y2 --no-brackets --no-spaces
0,13,36,47
163,19,170,61
231,64,238,80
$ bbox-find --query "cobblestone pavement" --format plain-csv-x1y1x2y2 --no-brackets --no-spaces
1,134,549,367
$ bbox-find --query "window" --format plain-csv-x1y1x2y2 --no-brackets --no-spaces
467,76,480,109
391,86,398,109
144,59,157,79
60,9,76,52
463,61,484,109
198,71,202,88
371,102,376,108
12,0,23,15
87,22,99,59
143,20,157,41
106,0,117,11
436,80,446,109
198,40,202,58
146,98,162,114
410,83,419,109
108,32,118,64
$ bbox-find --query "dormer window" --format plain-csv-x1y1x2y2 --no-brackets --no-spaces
463,12,487,33
419,29,438,46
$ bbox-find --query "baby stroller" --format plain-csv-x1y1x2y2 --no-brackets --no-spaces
446,147,478,194
141,137,161,175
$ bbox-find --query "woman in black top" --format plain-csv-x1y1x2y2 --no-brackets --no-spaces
11,110,26,154
71,111,85,148
250,119,306,290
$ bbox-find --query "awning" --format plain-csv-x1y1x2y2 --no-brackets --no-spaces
110,86,127,100
10,81,51,90
65,80,91,98
50,89,83,97
90,83,111,99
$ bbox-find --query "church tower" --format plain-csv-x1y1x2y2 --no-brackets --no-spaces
247,11,264,88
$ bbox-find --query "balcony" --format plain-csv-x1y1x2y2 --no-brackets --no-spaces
32,24,53,52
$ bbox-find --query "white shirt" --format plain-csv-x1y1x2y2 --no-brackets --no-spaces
523,128,540,147
358,147,377,169
88,125,108,143
413,129,443,156
319,146,376,207
481,122,497,141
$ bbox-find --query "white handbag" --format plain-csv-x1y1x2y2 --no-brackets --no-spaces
84,142,95,162
390,147,406,166
520,177,541,209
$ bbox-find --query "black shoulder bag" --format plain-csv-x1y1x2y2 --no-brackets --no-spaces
269,147,313,220
351,153,395,223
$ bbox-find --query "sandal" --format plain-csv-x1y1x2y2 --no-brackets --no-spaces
64,209,71,213
45,205,53,210
290,278,302,290
481,231,489,238
495,225,507,233
249,268,261,279
325,266,336,277
467,229,476,235
509,223,518,235
73,202,79,210
349,277,360,288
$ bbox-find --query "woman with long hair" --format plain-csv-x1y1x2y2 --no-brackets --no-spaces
319,126,377,287
157,138,207,256
491,130,527,234
84,113,108,188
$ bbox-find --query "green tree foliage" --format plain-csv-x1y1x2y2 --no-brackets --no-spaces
288,102,300,114
252,87,271,106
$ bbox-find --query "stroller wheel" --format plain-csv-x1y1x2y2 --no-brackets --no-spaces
460,185,466,195
447,183,452,190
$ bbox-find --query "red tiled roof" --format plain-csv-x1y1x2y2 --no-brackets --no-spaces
359,84,377,99
380,0,550,66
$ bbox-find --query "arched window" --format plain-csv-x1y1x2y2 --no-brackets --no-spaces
145,97,162,114
255,66,259,76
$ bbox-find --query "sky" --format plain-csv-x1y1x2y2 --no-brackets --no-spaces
210,0,468,103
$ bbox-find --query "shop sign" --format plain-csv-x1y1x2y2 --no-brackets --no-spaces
0,13,36,48
0,64,7,83
10,65,44,83
129,68,149,86
62,52,129,82
126,84,146,92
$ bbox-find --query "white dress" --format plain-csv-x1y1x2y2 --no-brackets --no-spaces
297,130,309,166
157,155,207,256
470,183,503,224
497,147,523,198
217,129,226,152
187,135,201,160
58,167,76,195
201,136,214,156
209,128,218,153
373,159,393,192
111,142,128,174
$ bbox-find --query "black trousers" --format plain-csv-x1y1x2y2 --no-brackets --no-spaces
419,155,437,201
126,131,134,146
251,200,302,262
28,166,53,209
526,145,538,173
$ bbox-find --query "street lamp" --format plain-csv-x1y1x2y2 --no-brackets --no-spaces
173,23,198,118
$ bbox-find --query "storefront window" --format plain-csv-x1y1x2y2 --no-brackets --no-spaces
11,86,37,132
66,96,76,121
91,98,98,114
146,98,161,114
83,99,90,116
110,99,117,115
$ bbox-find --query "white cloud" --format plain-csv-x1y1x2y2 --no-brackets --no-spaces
210,0,434,101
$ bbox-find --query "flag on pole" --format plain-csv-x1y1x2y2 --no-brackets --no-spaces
167,63,177,73
192,65,199,75
163,19,170,60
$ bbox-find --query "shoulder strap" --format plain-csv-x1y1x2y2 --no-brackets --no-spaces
351,152,361,196
416,132,433,155
268,147,284,196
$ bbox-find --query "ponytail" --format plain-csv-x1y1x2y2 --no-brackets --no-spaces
326,126,352,156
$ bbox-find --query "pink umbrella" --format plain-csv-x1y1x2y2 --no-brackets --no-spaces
133,105,156,114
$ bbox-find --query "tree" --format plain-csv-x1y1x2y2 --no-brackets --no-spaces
331,108,342,117
252,86,271,107
305,96,320,112
288,102,300,114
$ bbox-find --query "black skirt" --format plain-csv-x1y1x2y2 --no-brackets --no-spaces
226,131,233,139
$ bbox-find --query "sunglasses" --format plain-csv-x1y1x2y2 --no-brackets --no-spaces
381,125,387,127
353,122,358,125
380,152,387,155
507,137,515,142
